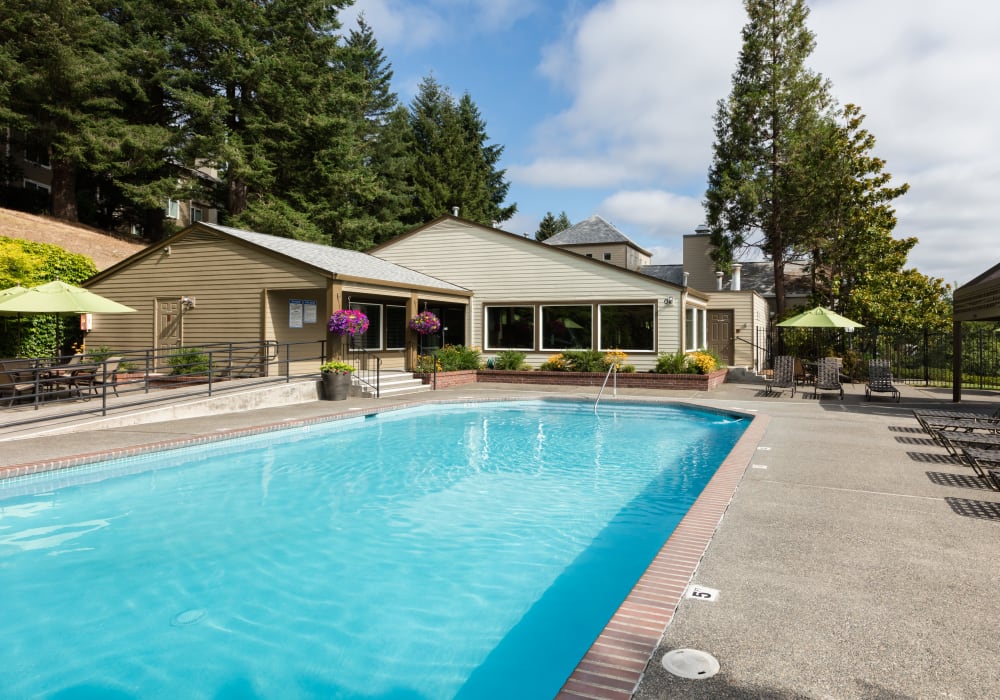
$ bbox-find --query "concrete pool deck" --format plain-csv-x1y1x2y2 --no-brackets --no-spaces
2,378,998,699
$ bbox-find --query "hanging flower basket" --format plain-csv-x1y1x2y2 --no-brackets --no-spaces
327,309,369,336
408,311,441,335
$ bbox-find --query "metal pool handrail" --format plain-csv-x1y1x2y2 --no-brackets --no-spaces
595,363,618,412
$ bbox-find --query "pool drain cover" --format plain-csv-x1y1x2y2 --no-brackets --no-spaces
661,649,720,679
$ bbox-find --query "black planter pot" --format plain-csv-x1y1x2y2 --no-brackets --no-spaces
321,372,351,400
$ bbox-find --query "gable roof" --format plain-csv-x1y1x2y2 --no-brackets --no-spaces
88,222,470,294
544,215,652,255
370,215,706,298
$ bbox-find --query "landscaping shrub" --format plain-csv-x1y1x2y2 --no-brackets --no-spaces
561,349,609,372
539,353,567,371
432,344,481,371
654,351,692,374
168,347,210,375
688,349,723,374
493,350,527,370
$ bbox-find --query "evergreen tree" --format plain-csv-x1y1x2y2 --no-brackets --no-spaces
535,211,572,241
0,0,157,222
704,0,832,315
405,76,516,227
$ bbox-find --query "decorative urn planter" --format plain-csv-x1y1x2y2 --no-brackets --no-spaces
320,361,355,401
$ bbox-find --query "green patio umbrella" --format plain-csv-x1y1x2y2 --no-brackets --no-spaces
0,280,136,315
777,306,863,329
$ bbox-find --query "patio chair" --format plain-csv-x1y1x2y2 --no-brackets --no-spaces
0,371,36,406
74,357,123,398
865,360,900,402
814,357,843,400
794,358,814,385
765,355,796,396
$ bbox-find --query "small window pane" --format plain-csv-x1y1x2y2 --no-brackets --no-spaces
385,305,406,349
349,303,382,350
486,306,534,350
541,305,592,350
600,304,654,351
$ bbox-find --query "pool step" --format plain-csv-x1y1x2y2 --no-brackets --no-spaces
356,371,431,399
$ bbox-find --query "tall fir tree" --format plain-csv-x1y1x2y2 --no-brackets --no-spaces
704,0,832,315
535,211,572,241
404,76,515,227
0,0,159,222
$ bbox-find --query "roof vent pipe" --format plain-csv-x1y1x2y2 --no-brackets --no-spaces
451,206,459,217
715,270,724,291
732,263,742,292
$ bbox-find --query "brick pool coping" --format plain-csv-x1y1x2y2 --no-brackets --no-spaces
557,411,770,699
0,397,769,699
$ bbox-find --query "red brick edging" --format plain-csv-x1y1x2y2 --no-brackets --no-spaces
557,412,770,699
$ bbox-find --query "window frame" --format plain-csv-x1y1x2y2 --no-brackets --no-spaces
539,304,593,352
484,305,536,350
598,303,655,352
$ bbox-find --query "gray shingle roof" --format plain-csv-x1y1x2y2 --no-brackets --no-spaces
545,215,642,248
201,223,468,292
638,264,685,285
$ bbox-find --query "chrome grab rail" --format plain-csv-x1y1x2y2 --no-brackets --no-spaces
594,363,617,413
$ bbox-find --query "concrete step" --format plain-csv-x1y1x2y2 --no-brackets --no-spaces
355,372,431,398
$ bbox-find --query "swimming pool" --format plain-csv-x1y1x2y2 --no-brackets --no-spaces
0,399,747,699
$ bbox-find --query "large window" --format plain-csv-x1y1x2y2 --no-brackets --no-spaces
599,304,654,351
685,307,706,351
541,305,592,350
486,306,534,349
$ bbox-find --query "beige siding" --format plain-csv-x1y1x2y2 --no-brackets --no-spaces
683,234,720,292
86,230,327,352
375,219,683,370
707,290,770,370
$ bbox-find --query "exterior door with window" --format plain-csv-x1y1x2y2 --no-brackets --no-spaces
707,309,734,366
156,298,183,351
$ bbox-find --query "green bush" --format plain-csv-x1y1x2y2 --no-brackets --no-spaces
493,350,527,370
433,344,481,371
561,349,610,373
654,352,693,374
168,347,210,375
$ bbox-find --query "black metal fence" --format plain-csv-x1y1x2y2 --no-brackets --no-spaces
766,323,1000,390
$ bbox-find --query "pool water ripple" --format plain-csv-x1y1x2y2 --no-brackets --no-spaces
0,399,746,699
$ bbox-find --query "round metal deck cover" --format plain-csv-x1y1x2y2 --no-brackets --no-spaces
661,648,720,679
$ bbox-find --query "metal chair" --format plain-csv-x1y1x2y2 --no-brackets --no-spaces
865,360,899,402
765,356,796,396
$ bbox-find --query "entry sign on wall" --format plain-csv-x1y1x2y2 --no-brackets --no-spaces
289,300,303,328
302,300,317,324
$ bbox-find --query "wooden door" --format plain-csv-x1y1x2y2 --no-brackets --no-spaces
707,309,734,366
156,298,182,351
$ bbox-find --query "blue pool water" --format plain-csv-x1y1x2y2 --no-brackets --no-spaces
0,400,747,699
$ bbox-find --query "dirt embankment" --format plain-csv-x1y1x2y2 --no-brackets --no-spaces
0,208,148,271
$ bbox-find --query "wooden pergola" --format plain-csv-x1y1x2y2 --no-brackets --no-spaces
952,262,1000,401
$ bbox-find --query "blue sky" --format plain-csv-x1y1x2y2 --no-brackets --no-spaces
341,0,1000,289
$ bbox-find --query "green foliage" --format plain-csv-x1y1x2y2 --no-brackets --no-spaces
168,347,210,375
432,344,481,371
535,211,571,241
319,360,355,374
404,76,516,228
492,350,527,370
705,0,833,315
539,353,567,371
560,350,610,373
655,352,694,374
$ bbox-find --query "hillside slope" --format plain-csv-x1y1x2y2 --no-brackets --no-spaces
0,208,148,271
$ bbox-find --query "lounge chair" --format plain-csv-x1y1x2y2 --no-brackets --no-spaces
814,357,843,400
865,360,900,402
765,356,796,396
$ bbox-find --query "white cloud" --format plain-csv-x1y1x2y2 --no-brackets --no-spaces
341,0,446,51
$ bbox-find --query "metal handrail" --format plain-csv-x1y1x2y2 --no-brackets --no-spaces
594,363,617,412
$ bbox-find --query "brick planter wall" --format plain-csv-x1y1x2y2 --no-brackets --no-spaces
414,368,728,391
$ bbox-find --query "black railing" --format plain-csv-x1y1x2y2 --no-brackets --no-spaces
346,346,382,398
1,340,328,429
764,324,1000,390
